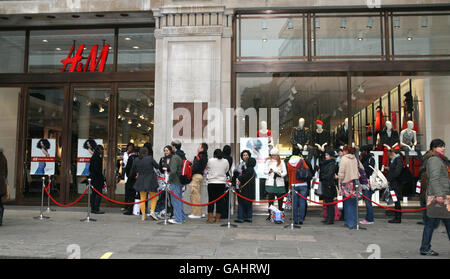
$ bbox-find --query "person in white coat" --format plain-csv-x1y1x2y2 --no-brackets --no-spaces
264,148,287,219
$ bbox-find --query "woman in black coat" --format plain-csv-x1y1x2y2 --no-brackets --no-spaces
386,149,404,223
130,147,160,221
89,145,105,214
234,156,256,223
319,150,337,225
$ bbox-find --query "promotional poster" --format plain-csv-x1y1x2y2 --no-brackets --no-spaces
30,138,56,176
240,137,269,179
76,139,103,176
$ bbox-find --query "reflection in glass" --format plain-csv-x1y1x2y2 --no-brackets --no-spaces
115,87,154,196
118,28,155,71
24,88,64,202
0,31,25,73
70,88,110,201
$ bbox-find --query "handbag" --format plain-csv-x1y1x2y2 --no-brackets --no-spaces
426,195,450,219
296,159,312,181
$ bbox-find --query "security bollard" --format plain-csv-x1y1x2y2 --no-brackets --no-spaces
80,179,96,222
284,185,300,230
33,176,50,220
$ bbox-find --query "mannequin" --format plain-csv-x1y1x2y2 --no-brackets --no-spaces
336,118,349,147
311,120,329,168
290,117,310,151
400,120,418,167
378,121,399,167
257,121,273,147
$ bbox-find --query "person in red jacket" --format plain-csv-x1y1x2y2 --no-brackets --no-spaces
287,147,311,225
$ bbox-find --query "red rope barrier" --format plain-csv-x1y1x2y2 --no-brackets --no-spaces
43,183,88,207
360,193,426,213
294,191,355,205
168,189,228,206
91,186,164,205
233,190,290,203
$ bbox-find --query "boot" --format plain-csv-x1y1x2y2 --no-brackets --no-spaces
388,213,401,223
215,213,221,223
207,212,214,223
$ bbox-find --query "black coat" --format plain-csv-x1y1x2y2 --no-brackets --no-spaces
236,158,256,207
89,152,104,188
158,155,171,173
360,153,375,178
131,155,159,193
193,151,208,175
319,159,337,199
386,156,404,199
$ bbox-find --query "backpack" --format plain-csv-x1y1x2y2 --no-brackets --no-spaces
180,159,193,185
296,159,312,182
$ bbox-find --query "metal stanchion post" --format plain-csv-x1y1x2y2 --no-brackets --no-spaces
355,184,366,231
285,185,301,229
81,179,96,222
158,182,169,226
221,184,237,228
45,175,55,213
34,177,50,220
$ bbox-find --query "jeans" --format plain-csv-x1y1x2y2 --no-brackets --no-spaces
343,197,357,228
362,189,374,222
420,217,450,252
420,200,427,224
237,203,253,221
293,185,308,223
169,184,186,223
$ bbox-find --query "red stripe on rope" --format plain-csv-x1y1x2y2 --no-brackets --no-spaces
360,193,426,212
233,190,290,203
44,184,88,207
295,191,354,205
91,186,164,205
168,189,228,206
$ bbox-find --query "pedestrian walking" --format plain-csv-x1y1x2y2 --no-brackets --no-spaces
206,149,229,223
188,143,208,219
359,145,375,225
234,153,256,223
419,139,450,256
264,148,287,219
320,150,337,225
130,147,160,221
386,149,404,224
417,149,433,225
337,145,360,229
89,145,105,214
286,147,311,225
168,144,186,224
0,148,8,226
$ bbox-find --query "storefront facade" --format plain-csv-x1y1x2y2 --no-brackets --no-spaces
1,1,449,205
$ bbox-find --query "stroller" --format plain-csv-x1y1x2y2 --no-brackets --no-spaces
269,205,285,224
154,170,173,219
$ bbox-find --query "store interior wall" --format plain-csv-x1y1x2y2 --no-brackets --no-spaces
0,87,19,200
427,76,450,157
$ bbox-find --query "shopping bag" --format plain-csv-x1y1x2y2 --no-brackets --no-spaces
337,194,343,210
133,199,140,215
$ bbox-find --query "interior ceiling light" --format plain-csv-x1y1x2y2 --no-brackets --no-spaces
291,86,298,95
366,17,373,29
261,19,268,30
137,123,142,128
99,105,104,113
128,119,132,125
407,30,413,41
118,114,122,119
125,37,132,41
315,18,320,29
42,39,48,43
262,36,268,43
351,93,357,101
358,84,365,93
340,18,347,30
357,31,364,41
393,16,400,29
421,16,428,28
125,105,130,113
55,47,61,51
287,18,294,30
132,46,140,49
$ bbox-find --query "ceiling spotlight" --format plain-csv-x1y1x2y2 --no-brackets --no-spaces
118,114,122,119
124,37,132,41
55,47,62,51
150,120,155,125
261,19,268,30
128,119,132,125
366,17,373,29
357,31,364,41
137,123,141,128
421,16,428,28
86,100,91,107
340,18,347,30
125,105,130,113
42,39,48,43
148,101,153,107
132,46,139,49
407,30,413,41
358,84,365,93
99,105,104,113
262,36,268,43
140,114,145,120
351,93,357,101
147,127,152,131
133,109,138,116
291,86,298,95
287,18,294,30
393,16,400,29
73,96,77,102
104,93,109,102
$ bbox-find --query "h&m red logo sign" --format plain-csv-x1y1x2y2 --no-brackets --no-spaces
61,43,110,72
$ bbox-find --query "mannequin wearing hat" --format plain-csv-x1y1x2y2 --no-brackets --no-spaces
290,117,310,151
257,120,273,148
311,120,329,168
400,120,418,167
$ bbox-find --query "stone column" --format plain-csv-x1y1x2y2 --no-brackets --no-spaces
152,6,234,160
